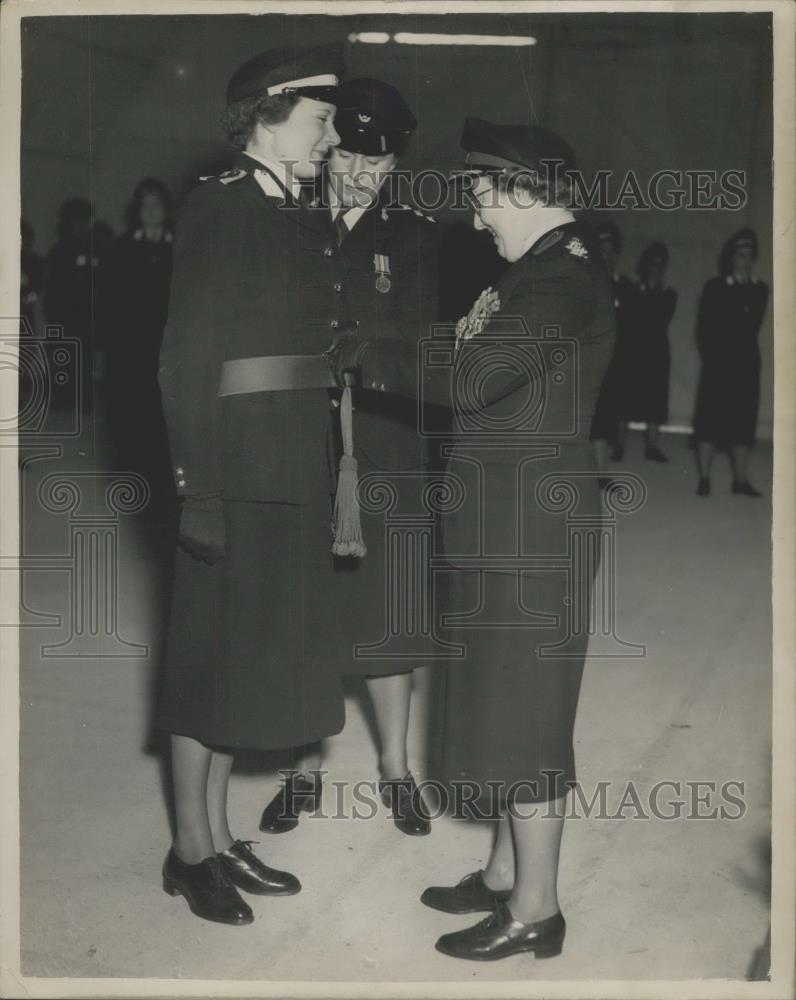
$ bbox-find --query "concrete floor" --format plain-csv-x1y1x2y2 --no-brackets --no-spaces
18,424,772,985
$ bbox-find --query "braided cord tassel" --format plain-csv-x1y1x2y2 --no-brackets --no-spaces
331,384,366,558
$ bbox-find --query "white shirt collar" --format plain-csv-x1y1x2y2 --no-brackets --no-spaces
331,204,367,232
244,149,302,201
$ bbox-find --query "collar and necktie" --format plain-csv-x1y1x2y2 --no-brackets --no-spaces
333,210,350,246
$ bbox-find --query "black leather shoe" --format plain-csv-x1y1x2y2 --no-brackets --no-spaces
732,479,762,497
379,772,431,836
162,849,253,926
421,870,512,914
696,477,711,496
218,840,301,896
644,445,669,462
259,772,320,834
435,902,565,961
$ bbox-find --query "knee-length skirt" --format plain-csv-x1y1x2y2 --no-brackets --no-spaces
434,570,588,808
157,499,345,751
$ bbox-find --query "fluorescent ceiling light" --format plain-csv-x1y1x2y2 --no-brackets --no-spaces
393,33,536,46
347,32,390,44
347,32,536,47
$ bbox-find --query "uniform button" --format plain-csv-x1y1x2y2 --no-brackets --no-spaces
323,247,334,257
333,282,343,293
177,478,186,488
175,466,184,475
330,319,339,329
379,383,385,391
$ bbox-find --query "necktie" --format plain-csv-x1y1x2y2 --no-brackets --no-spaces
334,211,349,247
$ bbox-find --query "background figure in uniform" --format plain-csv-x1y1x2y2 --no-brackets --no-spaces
619,242,676,462
43,198,99,413
588,222,635,478
105,178,174,488
328,119,613,962
692,228,769,497
20,219,44,335
156,45,347,926
259,77,441,838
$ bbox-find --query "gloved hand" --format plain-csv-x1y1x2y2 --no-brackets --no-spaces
178,495,226,565
324,322,366,389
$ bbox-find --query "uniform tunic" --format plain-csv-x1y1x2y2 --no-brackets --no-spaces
324,188,441,677
621,283,676,425
104,230,174,482
156,152,348,751
589,273,636,441
692,275,769,448
356,222,614,802
43,238,103,412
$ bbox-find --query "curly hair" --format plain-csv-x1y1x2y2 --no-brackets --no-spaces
718,227,758,276
220,91,302,149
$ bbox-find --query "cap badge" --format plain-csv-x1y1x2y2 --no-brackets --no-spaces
455,286,501,352
358,113,372,123
565,236,589,259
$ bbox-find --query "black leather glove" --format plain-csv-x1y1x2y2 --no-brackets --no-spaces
178,495,226,565
324,322,366,389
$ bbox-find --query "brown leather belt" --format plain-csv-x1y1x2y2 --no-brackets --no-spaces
218,354,336,396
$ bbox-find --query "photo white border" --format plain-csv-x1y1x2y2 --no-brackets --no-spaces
0,2,793,998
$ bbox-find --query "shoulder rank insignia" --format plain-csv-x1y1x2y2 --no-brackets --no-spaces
199,168,247,185
564,236,589,260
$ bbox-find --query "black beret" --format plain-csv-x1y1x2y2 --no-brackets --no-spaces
460,118,576,178
333,78,417,156
227,43,344,106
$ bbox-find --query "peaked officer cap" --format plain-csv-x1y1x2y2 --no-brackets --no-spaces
334,78,417,156
227,43,344,105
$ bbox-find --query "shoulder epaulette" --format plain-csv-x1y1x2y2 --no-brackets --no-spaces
199,169,247,185
389,202,436,224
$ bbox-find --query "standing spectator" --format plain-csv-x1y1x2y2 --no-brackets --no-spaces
588,222,636,476
621,242,677,462
105,178,174,486
43,198,98,413
692,229,769,496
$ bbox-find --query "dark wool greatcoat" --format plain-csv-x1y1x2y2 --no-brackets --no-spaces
355,221,615,803
157,152,352,751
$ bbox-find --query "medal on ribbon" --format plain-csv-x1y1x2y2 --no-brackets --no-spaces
374,253,391,293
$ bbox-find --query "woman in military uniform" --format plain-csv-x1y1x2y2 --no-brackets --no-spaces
156,45,350,926
43,198,101,413
620,242,677,462
258,78,441,838
105,178,174,484
588,222,636,476
328,119,614,961
692,228,769,496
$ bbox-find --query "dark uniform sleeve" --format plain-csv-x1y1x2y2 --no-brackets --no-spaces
359,259,612,423
158,184,231,498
